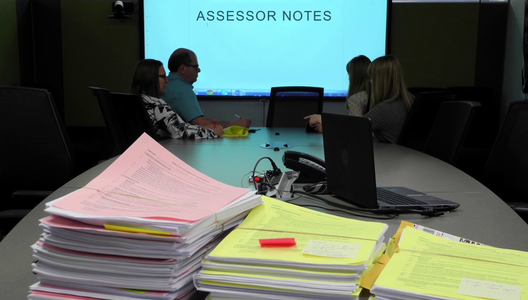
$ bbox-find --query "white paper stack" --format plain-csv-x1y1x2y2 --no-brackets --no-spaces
193,197,388,300
28,133,263,300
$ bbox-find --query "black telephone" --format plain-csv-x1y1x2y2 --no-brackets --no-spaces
282,150,326,182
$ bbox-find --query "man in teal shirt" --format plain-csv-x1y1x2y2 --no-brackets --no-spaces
163,48,251,128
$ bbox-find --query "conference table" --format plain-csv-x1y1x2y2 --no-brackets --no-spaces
1,128,528,299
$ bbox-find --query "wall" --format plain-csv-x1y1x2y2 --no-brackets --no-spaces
0,0,19,86
61,0,140,126
502,0,526,122
390,3,479,88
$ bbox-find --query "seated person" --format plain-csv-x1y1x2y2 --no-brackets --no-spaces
305,55,413,143
131,59,223,139
345,55,371,116
163,48,251,128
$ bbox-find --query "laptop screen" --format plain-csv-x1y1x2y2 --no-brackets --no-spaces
322,113,379,209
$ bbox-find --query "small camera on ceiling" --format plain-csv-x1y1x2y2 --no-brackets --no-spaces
114,1,124,13
109,1,132,19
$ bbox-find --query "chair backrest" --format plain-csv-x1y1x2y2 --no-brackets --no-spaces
447,86,498,147
484,101,528,203
89,87,126,157
90,87,160,156
110,92,161,149
0,86,75,201
408,87,446,97
423,101,480,165
398,90,458,151
266,86,324,127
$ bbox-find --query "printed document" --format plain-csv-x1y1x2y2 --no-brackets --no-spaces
372,228,528,300
50,133,253,223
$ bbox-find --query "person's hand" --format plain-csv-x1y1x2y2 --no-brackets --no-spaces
233,118,252,128
304,114,323,133
213,124,224,137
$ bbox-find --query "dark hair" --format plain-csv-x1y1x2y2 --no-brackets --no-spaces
346,55,371,98
131,59,163,98
168,48,193,73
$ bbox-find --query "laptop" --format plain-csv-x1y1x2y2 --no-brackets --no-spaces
321,113,460,211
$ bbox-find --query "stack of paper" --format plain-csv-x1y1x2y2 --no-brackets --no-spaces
370,227,528,300
28,133,262,300
193,196,389,300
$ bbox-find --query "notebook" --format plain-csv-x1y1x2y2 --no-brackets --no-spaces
321,113,460,211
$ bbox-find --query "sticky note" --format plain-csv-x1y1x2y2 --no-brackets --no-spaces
458,278,521,300
360,254,391,289
302,240,361,259
123,289,147,294
104,224,172,236
259,238,296,247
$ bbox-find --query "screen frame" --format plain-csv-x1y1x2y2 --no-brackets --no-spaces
139,0,391,100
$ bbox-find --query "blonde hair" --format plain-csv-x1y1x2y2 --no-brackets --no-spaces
367,55,413,110
346,55,371,98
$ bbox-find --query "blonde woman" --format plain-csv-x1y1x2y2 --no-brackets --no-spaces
363,55,413,143
305,55,413,143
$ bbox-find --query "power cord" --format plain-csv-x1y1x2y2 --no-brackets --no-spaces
284,190,398,219
241,170,264,188
252,157,281,194
288,190,444,218
249,157,443,218
302,181,328,194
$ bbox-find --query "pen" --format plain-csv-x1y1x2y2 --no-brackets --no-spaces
235,114,241,119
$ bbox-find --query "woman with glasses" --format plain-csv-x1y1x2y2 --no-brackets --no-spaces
131,59,223,139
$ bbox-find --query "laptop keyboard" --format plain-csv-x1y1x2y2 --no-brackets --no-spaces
376,188,427,205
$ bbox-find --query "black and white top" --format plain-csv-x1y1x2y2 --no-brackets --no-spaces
142,94,218,139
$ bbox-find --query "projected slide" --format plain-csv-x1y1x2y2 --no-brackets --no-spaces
144,0,388,97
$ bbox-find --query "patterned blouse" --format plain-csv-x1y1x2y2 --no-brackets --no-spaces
141,94,218,139
345,91,369,116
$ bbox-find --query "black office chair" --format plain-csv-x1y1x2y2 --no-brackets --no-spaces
266,86,324,128
90,87,161,156
398,90,458,151
423,101,480,165
444,86,498,180
0,86,76,237
447,86,498,147
407,87,446,97
90,87,125,157
483,101,528,221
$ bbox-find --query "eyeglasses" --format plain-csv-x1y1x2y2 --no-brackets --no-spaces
158,74,167,79
185,64,199,69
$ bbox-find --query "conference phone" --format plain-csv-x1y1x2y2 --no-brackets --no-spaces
282,151,326,182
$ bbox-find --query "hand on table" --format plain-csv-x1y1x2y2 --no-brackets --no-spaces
304,114,323,133
203,123,225,137
233,118,252,128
